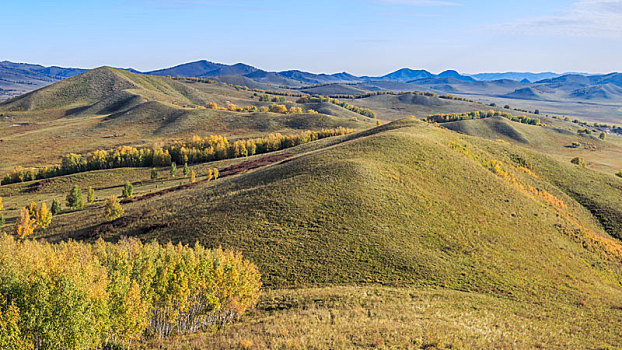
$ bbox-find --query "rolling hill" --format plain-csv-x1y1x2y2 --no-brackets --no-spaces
21,116,622,347
0,67,373,173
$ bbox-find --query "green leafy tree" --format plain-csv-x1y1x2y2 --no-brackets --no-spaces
599,132,607,140
104,195,124,220
87,186,95,204
51,199,62,215
66,185,84,209
0,214,4,228
183,163,189,177
122,182,134,199
171,162,177,177
151,168,158,180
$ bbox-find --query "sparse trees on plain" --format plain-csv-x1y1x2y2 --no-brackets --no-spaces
122,182,134,199
104,195,124,220
66,185,84,209
51,199,62,215
87,186,95,203
35,202,52,229
171,162,177,177
14,208,36,238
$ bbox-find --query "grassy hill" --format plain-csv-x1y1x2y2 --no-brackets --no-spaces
0,113,621,346
0,67,373,173
4,67,622,347
13,116,619,347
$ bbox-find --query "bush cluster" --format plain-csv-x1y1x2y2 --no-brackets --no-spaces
0,234,261,349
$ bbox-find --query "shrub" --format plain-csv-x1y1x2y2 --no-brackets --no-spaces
104,196,124,220
571,157,586,167
51,199,61,215
0,214,4,228
171,162,177,177
66,185,84,209
122,182,134,199
0,235,261,347
616,170,622,178
88,186,95,203
599,132,606,140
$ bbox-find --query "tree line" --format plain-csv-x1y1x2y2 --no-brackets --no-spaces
203,101,306,114
2,128,354,185
0,234,261,349
425,110,542,126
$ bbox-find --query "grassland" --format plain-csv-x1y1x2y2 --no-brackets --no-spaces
0,67,371,173
3,68,622,348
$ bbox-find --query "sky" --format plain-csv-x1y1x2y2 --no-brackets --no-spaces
1,0,621,75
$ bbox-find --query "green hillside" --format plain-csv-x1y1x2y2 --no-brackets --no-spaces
0,67,373,173
39,118,622,290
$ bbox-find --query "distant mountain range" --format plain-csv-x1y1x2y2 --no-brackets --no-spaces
0,60,617,103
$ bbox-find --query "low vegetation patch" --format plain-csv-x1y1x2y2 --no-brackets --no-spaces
0,234,261,349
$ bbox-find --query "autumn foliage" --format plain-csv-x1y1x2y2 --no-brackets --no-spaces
2,128,355,185
0,235,261,348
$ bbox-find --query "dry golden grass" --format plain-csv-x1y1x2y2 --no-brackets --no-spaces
147,286,622,349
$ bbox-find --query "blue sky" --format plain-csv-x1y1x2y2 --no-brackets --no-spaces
2,0,621,75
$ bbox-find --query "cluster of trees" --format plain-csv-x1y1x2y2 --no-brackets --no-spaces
425,110,542,126
0,235,261,349
295,96,376,118
13,201,54,238
204,101,307,115
2,128,353,185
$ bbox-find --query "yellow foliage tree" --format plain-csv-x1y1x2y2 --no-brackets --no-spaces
104,196,124,220
27,201,37,217
36,202,53,229
213,168,219,179
15,208,37,238
190,170,196,183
